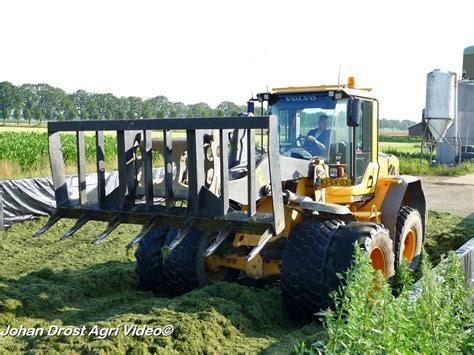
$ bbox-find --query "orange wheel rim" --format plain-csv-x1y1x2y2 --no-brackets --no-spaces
204,235,226,283
370,247,387,278
403,228,417,261
204,259,224,283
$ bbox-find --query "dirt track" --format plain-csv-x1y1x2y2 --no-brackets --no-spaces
418,174,474,219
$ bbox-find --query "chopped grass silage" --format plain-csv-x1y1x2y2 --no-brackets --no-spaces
424,211,474,265
0,218,322,353
0,211,470,353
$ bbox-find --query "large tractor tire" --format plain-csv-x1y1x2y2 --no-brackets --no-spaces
281,219,395,318
135,227,171,293
136,227,240,295
395,206,423,271
162,229,240,295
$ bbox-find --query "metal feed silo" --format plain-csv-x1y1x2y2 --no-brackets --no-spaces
425,70,456,143
436,46,474,163
462,46,474,80
458,81,474,156
460,46,474,154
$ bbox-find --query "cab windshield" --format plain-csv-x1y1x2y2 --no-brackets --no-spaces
269,93,351,168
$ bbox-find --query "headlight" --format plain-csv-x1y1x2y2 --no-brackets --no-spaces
329,167,338,178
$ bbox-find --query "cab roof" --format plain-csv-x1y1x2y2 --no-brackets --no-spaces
271,85,376,100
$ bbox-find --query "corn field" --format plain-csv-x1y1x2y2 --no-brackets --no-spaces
0,132,118,173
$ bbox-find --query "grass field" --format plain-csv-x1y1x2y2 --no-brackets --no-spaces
380,141,474,176
379,141,421,155
0,211,472,353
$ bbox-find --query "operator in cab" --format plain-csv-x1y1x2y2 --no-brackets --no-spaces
304,114,330,158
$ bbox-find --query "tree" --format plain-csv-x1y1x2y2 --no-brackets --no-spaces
20,84,36,112
45,110,53,121
379,118,417,131
71,90,90,115
187,102,213,117
216,101,245,116
92,111,100,120
33,106,43,123
146,96,171,117
125,96,143,119
0,81,254,126
105,110,113,120
57,113,65,122
65,108,77,120
1,108,9,124
0,82,23,123
170,102,188,117
13,109,20,124
80,110,89,120
142,108,153,119
23,108,32,124
117,110,126,119
35,84,67,119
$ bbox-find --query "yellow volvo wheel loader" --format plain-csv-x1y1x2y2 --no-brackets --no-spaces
36,82,426,317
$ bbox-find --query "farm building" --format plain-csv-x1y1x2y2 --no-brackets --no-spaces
408,121,425,136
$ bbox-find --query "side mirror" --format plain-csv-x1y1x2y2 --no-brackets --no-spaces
247,101,255,114
347,98,361,127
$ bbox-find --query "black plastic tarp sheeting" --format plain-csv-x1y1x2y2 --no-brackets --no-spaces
0,168,170,230
0,177,55,228
0,172,119,229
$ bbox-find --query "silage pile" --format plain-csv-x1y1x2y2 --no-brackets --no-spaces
1,211,471,353
0,218,320,353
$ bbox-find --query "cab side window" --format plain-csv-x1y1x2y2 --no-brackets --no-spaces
354,101,372,183
278,109,290,143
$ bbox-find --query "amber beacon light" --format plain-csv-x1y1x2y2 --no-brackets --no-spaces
347,76,355,88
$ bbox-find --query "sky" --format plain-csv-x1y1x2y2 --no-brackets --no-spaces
0,0,472,121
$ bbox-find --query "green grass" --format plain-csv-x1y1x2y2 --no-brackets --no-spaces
380,143,474,176
380,141,421,155
379,135,421,143
399,158,474,176
0,211,471,353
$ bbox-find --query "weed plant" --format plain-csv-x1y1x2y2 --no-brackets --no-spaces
295,247,473,354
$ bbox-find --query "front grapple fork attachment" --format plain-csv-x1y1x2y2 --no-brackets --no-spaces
59,213,90,241
126,218,160,250
34,116,285,255
33,211,62,237
92,214,124,244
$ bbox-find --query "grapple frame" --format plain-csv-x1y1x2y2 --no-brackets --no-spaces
35,116,285,250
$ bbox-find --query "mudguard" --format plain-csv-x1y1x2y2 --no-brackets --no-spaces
380,176,427,241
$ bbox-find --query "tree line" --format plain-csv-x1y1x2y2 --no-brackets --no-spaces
0,81,247,123
0,81,419,128
379,118,417,131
